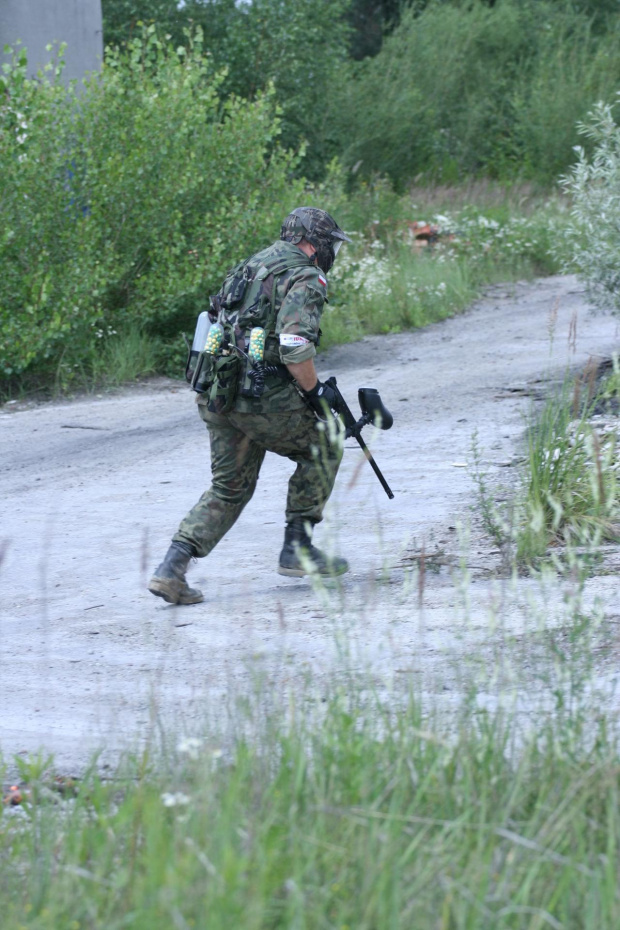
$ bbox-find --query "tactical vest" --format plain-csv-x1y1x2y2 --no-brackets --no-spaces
189,245,310,413
209,246,310,342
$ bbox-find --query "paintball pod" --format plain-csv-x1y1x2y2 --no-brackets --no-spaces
323,376,394,500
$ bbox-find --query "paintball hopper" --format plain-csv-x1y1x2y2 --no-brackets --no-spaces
358,387,393,431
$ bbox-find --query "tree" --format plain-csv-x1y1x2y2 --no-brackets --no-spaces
102,0,351,177
347,0,405,59
102,0,185,46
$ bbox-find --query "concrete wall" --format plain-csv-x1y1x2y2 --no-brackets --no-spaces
0,0,103,82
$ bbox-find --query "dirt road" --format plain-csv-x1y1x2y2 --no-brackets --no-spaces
2,275,620,771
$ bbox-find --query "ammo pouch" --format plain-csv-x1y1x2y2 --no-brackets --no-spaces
189,316,241,413
189,350,215,393
203,352,240,414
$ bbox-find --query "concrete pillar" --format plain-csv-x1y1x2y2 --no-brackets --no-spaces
0,0,103,82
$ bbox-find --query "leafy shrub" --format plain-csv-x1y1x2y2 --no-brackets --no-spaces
0,31,304,389
102,0,351,180
560,94,620,313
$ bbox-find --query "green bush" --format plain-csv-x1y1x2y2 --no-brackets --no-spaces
560,93,620,313
102,0,351,180
0,31,304,389
331,0,620,187
512,15,620,183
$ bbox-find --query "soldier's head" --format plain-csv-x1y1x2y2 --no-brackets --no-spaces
280,206,351,274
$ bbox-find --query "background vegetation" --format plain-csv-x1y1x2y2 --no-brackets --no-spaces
3,0,620,395
101,0,620,184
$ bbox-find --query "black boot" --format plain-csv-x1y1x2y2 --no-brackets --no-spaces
278,519,349,578
148,541,204,605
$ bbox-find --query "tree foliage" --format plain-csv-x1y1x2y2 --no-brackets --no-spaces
331,0,620,186
102,0,350,177
347,0,405,59
0,32,304,385
100,0,620,186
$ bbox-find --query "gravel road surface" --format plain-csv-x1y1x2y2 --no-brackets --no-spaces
2,275,620,772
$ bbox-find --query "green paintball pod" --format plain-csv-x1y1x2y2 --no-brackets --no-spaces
204,322,224,355
248,327,265,363
241,327,267,398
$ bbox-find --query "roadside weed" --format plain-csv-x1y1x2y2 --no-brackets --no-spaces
90,329,161,388
473,376,620,567
470,430,513,554
2,673,620,929
517,381,619,562
322,197,566,352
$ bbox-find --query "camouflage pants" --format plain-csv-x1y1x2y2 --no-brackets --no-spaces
173,404,343,558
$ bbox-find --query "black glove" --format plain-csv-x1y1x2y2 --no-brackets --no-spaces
305,379,338,415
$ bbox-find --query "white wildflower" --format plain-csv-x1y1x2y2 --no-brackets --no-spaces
161,792,191,808
177,737,203,760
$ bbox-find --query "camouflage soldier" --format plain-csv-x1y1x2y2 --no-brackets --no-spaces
148,207,352,605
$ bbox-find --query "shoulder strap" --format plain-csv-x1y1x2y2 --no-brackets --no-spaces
254,249,311,333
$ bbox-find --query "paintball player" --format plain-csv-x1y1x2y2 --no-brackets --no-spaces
148,207,352,605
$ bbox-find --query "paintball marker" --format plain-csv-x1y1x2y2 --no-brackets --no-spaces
323,376,394,500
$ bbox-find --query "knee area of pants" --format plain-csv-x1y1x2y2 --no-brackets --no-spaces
211,480,257,505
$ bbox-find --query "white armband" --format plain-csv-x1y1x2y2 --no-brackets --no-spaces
279,334,310,347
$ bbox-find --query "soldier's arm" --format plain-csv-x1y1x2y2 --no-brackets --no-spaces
276,266,327,374
286,358,319,391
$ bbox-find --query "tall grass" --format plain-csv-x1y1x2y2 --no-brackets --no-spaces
90,328,161,388
322,244,476,348
2,681,620,929
473,373,620,566
321,192,566,351
517,386,616,562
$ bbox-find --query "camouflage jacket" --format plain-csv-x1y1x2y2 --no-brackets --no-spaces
206,240,328,414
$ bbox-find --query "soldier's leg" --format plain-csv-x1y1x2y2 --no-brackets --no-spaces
149,407,265,604
227,407,342,522
278,413,347,576
173,409,266,558
276,409,342,525
285,426,342,524
229,408,346,576
149,410,266,604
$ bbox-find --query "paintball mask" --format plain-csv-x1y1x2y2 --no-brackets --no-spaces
281,206,351,274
